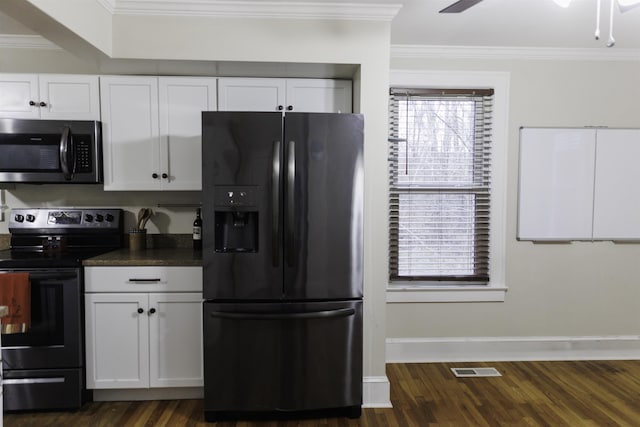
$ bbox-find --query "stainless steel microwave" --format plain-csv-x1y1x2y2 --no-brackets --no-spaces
0,118,103,184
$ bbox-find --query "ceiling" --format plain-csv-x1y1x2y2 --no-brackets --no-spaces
2,0,640,51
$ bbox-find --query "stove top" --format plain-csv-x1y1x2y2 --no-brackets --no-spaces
0,207,124,269
0,247,115,268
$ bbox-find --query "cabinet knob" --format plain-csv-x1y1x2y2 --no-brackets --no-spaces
152,173,159,179
286,105,293,111
149,308,156,315
161,173,168,179
277,105,284,111
39,101,47,107
137,308,144,314
29,100,36,106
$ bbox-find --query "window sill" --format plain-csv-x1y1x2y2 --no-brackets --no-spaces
386,284,508,303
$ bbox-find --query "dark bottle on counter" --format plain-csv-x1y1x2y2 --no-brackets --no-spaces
193,208,202,250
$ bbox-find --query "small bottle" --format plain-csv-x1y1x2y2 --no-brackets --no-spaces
193,208,202,250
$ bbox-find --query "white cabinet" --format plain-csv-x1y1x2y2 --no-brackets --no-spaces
0,74,100,120
217,77,352,113
84,266,203,390
100,76,216,191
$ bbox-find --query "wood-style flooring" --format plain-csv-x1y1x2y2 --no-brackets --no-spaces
5,360,640,426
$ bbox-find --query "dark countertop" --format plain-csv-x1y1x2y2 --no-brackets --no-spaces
83,248,202,267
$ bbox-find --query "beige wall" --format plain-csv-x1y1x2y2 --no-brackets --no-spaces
387,56,640,339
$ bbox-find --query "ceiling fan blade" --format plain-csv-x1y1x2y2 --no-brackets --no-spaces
439,0,484,13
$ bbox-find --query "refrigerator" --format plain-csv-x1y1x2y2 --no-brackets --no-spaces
201,111,363,421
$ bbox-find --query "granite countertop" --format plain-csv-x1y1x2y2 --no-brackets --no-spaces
83,248,202,267
0,305,8,317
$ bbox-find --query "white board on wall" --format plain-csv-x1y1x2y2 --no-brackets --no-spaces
517,127,596,241
592,129,640,240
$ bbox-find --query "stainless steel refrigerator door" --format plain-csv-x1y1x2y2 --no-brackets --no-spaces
203,300,362,415
283,113,364,300
202,112,284,300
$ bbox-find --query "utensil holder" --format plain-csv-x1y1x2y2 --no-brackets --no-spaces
129,229,147,251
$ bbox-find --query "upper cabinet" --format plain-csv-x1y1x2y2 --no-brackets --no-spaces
100,76,217,191
0,74,100,120
218,78,352,113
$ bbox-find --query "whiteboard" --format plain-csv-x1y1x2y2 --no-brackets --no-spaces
592,129,640,240
517,128,596,240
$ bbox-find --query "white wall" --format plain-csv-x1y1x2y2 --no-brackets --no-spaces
387,54,640,359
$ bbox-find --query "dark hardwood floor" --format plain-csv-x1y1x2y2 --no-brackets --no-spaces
5,360,640,426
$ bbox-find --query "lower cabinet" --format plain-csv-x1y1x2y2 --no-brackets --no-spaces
84,266,203,390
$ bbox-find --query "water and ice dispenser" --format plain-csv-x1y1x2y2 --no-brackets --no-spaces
214,186,258,253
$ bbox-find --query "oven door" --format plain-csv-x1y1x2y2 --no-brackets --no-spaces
1,268,83,370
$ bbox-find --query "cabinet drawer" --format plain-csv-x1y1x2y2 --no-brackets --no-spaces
85,266,202,292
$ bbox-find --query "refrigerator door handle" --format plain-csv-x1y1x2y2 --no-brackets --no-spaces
272,140,281,267
209,307,355,321
286,140,296,267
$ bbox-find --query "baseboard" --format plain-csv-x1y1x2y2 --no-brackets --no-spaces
92,387,204,401
363,376,392,408
92,381,392,408
386,335,640,363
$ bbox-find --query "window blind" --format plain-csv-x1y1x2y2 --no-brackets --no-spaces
388,88,494,283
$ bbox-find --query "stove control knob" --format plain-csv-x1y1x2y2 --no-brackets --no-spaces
14,214,24,222
105,214,114,222
85,214,94,222
26,214,36,222
96,214,104,222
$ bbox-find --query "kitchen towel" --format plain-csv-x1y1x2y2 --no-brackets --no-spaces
0,272,31,334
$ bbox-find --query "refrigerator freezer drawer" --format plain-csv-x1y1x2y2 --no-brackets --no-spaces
203,300,362,418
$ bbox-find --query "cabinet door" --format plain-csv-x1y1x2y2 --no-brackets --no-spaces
0,74,39,118
101,76,161,191
285,79,352,113
148,293,203,388
39,74,100,120
85,293,150,389
159,77,216,191
217,78,286,112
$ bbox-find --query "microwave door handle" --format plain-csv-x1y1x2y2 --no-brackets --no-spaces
59,126,74,180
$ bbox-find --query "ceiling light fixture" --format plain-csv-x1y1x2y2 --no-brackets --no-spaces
553,0,640,47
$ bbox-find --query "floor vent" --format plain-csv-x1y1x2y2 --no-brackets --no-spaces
451,367,502,378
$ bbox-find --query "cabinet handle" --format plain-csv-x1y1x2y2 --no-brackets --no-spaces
286,105,293,111
152,173,159,179
148,308,156,315
137,308,144,314
129,278,162,283
161,173,168,179
29,100,36,106
277,105,283,111
39,101,47,107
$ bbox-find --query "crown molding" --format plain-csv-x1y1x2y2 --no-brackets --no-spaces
0,34,60,50
106,0,401,20
391,44,640,62
96,0,117,13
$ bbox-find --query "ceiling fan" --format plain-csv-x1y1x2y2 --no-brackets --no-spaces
439,0,484,13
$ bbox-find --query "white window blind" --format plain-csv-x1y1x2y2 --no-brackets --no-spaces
388,88,493,283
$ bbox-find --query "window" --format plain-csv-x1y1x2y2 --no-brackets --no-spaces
388,88,493,285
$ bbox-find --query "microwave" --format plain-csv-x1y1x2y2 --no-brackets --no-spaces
0,118,103,184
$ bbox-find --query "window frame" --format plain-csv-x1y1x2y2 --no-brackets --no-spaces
386,70,509,303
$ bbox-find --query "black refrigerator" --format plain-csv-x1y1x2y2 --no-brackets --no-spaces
201,112,364,421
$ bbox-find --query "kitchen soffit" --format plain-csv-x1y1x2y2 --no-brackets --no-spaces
96,0,401,21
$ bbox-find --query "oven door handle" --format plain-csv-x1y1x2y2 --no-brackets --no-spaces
3,377,65,385
26,272,78,280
